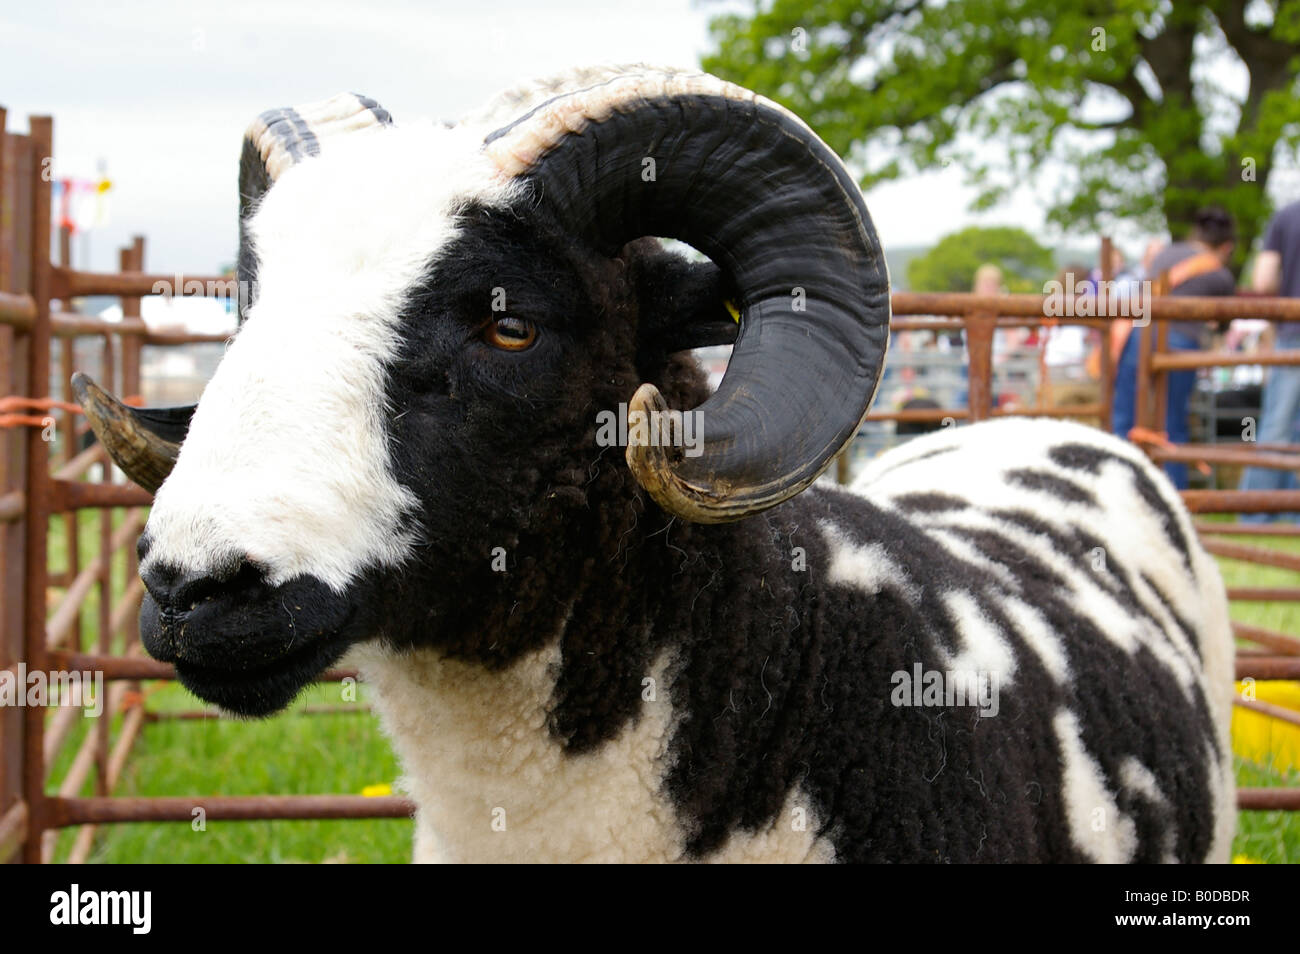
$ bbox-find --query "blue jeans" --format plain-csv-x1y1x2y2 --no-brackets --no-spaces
1237,364,1300,522
1111,326,1199,489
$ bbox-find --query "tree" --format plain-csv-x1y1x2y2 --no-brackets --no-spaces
702,1,1300,265
906,225,1055,292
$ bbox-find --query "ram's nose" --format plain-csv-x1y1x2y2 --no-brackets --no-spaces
141,561,241,611
138,555,264,661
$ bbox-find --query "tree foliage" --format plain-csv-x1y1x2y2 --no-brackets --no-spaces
702,0,1300,262
905,225,1055,291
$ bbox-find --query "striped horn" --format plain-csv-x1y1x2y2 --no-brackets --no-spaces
237,93,393,323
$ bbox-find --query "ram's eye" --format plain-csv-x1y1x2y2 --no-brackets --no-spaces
483,316,537,351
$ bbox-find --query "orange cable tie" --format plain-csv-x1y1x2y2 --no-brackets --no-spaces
0,396,82,415
1127,426,1212,475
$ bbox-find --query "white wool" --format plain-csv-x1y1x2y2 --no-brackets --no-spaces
142,123,522,591
346,639,835,863
1053,708,1138,863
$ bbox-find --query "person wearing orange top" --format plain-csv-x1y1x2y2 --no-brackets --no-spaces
1111,208,1237,489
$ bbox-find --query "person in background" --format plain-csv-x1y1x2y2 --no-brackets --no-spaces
978,263,1031,399
1111,206,1238,489
895,395,944,436
1088,238,1162,391
1090,245,1140,290
1047,263,1094,385
1136,238,1165,281
973,262,1002,297
1090,247,1144,374
1238,198,1300,521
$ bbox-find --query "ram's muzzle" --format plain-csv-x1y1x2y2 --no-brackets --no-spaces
135,543,362,716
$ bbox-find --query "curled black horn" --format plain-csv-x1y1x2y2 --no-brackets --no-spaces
483,68,890,523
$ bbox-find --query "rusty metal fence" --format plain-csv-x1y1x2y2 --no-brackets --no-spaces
1,110,1298,865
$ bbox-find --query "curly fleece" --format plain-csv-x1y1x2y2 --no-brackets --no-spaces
335,202,1235,863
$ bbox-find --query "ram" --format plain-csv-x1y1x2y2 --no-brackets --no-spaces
76,65,1236,863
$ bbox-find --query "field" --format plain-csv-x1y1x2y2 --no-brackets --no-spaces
37,511,1300,864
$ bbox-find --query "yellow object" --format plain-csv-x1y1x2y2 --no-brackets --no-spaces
724,299,740,323
1231,680,1300,773
361,783,392,797
1232,855,1261,864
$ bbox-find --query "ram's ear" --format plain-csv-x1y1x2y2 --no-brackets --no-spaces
629,248,739,355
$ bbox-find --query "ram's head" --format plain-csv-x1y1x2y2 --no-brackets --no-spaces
76,66,890,716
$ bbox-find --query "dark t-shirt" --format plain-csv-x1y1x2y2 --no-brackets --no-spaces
1149,241,1236,341
1263,200,1300,345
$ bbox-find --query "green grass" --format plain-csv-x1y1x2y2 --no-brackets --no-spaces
1203,524,1300,862
36,513,1300,863
1207,524,1300,630
44,683,414,863
75,683,410,864
1234,760,1300,864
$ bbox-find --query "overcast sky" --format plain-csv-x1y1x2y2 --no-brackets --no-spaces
0,0,1272,276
